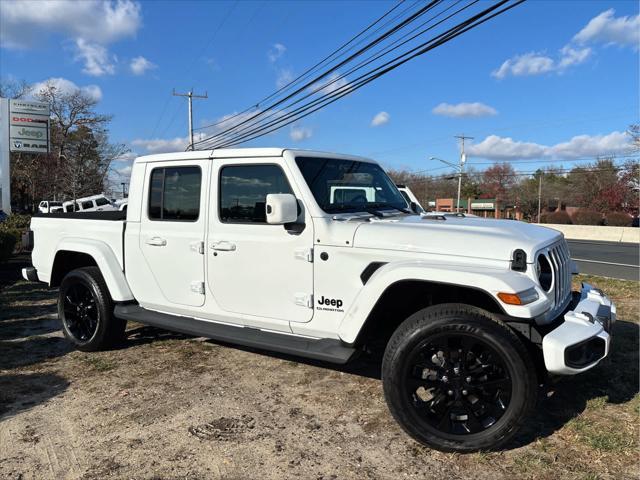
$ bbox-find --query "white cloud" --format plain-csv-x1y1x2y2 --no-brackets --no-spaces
370,111,390,127
1,0,141,49
268,43,286,63
30,77,103,102
573,9,640,48
309,72,350,95
115,164,132,177
491,47,591,79
290,125,312,142
131,136,190,154
557,45,592,68
130,56,157,75
432,102,497,118
276,68,293,88
74,38,115,76
492,9,638,79
467,131,631,161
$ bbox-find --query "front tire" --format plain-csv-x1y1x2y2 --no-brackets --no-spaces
382,303,536,452
58,266,126,351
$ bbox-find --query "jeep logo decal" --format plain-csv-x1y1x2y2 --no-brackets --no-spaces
317,296,344,312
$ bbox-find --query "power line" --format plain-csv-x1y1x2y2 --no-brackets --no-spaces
193,0,445,148
197,0,473,145
192,0,415,134
151,1,237,139
197,0,524,150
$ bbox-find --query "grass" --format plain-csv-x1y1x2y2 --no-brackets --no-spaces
573,274,639,322
81,355,117,372
567,415,634,452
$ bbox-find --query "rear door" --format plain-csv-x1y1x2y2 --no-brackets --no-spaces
139,161,209,307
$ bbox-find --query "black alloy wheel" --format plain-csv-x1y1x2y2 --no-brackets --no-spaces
58,266,126,351
404,333,512,436
62,282,99,342
382,303,537,452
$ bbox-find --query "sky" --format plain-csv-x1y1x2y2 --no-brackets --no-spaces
1,0,638,185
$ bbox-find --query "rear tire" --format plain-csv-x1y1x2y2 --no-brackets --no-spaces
382,303,536,452
58,267,126,351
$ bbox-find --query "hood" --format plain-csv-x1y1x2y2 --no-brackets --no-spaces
352,215,563,262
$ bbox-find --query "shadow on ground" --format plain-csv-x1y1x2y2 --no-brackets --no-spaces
0,373,70,421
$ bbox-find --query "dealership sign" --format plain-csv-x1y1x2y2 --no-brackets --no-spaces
470,201,495,210
8,99,50,154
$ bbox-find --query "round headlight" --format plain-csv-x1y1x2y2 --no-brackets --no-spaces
536,254,553,292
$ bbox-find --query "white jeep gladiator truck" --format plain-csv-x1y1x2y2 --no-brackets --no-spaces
23,148,615,452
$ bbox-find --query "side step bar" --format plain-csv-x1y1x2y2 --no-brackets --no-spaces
114,304,356,364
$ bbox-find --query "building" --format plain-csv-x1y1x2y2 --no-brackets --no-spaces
432,197,523,220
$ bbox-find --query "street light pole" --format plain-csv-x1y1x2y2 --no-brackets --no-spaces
430,155,466,213
537,173,543,223
453,134,473,212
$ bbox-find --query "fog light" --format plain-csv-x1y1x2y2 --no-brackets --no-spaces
497,288,539,306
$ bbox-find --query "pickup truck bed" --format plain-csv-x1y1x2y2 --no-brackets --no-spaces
30,211,127,286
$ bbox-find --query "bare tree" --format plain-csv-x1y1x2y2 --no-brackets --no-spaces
0,78,31,99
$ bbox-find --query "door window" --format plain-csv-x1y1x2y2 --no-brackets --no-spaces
219,165,292,223
148,166,202,221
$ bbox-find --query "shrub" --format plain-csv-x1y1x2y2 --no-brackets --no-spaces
605,212,632,227
545,210,573,224
572,209,602,225
0,230,17,263
3,214,31,230
539,212,549,223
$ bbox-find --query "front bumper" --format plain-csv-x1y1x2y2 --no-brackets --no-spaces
542,283,616,375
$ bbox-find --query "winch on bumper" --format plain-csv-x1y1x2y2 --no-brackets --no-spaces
542,283,616,375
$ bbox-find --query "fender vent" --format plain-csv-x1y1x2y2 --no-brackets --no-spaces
360,262,387,285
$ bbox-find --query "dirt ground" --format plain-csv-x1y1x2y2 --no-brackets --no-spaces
1,255,638,479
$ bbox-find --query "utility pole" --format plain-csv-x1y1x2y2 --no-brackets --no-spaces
173,89,208,151
453,134,473,212
537,173,543,223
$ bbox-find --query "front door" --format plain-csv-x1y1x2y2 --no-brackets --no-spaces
207,162,314,323
139,161,208,308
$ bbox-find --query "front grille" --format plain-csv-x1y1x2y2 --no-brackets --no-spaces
544,240,572,317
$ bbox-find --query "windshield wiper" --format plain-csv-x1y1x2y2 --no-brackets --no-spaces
363,208,384,218
366,203,410,214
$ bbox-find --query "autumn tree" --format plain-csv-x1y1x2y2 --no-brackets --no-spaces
479,163,516,200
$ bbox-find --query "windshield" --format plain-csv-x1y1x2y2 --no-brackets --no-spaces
295,157,408,214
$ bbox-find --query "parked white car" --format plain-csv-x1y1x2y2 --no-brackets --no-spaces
23,148,615,453
62,194,117,213
38,200,63,213
396,184,425,213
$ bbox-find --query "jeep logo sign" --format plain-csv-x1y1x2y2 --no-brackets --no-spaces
317,295,344,312
12,126,44,138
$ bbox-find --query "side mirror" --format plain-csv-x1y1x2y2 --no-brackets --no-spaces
410,202,419,214
266,193,298,225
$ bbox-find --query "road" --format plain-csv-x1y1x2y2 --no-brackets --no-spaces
567,240,639,281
